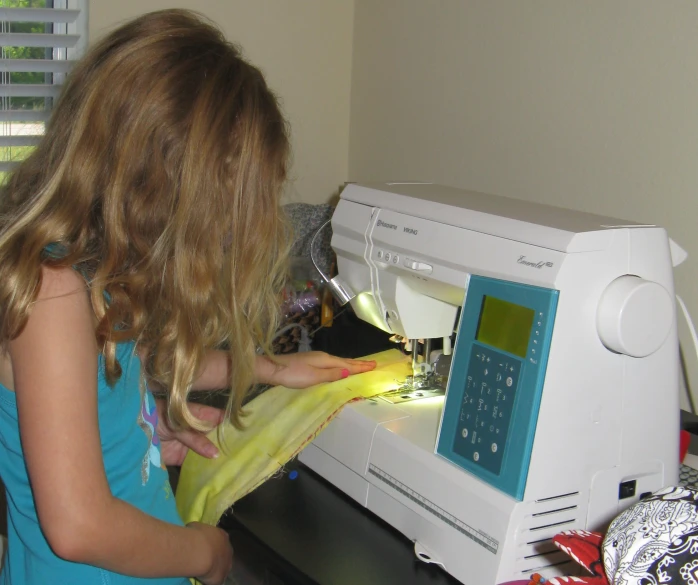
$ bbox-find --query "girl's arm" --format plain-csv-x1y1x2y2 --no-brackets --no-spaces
10,267,231,583
191,350,376,391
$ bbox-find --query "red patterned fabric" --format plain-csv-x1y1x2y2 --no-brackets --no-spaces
522,530,610,585
552,530,607,581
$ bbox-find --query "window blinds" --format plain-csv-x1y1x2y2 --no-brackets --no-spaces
0,1,88,173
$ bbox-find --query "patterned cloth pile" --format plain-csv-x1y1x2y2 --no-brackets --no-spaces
522,486,698,585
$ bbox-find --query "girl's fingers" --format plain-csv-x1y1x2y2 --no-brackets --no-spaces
344,361,376,374
187,403,225,425
314,355,377,369
177,431,219,459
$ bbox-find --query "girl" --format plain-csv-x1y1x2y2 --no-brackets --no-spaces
0,9,374,585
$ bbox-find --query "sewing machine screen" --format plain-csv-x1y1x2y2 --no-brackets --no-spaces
437,275,558,500
476,296,535,359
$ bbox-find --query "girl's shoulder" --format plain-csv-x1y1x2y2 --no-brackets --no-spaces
36,265,88,303
31,265,96,339
1,267,92,392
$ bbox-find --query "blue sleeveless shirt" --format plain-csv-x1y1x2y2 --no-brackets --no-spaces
0,341,189,584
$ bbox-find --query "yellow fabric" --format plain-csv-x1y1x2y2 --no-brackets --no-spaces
175,349,410,526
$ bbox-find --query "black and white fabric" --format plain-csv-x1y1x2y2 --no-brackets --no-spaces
603,486,698,585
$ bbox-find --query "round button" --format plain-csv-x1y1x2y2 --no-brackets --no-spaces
596,275,673,357
384,252,391,262
392,254,399,264
461,428,468,438
491,443,498,453
473,452,479,462
376,250,383,259
506,377,513,387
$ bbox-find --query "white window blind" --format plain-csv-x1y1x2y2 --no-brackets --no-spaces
0,0,88,174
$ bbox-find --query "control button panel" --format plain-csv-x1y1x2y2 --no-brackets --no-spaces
373,249,430,274
530,311,546,365
436,275,559,500
451,344,521,475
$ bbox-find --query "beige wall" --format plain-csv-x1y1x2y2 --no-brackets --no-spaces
89,1,355,205
349,0,698,407
88,2,698,404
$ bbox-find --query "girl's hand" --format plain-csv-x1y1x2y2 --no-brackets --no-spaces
257,351,376,389
188,522,233,585
155,399,224,465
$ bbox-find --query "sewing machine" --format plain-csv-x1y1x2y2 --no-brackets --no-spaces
298,182,687,585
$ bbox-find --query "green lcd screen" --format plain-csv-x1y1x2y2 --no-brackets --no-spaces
475,296,535,358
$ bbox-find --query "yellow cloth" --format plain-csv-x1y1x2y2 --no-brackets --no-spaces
175,349,410,526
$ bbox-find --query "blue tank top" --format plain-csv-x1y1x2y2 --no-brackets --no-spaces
0,341,189,584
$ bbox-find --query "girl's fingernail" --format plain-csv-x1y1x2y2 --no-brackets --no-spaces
341,368,350,379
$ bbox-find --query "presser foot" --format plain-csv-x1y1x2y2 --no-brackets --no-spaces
377,374,446,404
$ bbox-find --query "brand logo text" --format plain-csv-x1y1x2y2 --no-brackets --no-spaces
517,255,554,269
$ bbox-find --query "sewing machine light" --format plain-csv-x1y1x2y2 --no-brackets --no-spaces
327,275,356,306
310,219,358,306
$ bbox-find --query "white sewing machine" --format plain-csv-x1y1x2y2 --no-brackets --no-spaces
298,182,687,585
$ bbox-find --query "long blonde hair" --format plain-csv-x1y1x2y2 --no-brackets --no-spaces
0,9,291,431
